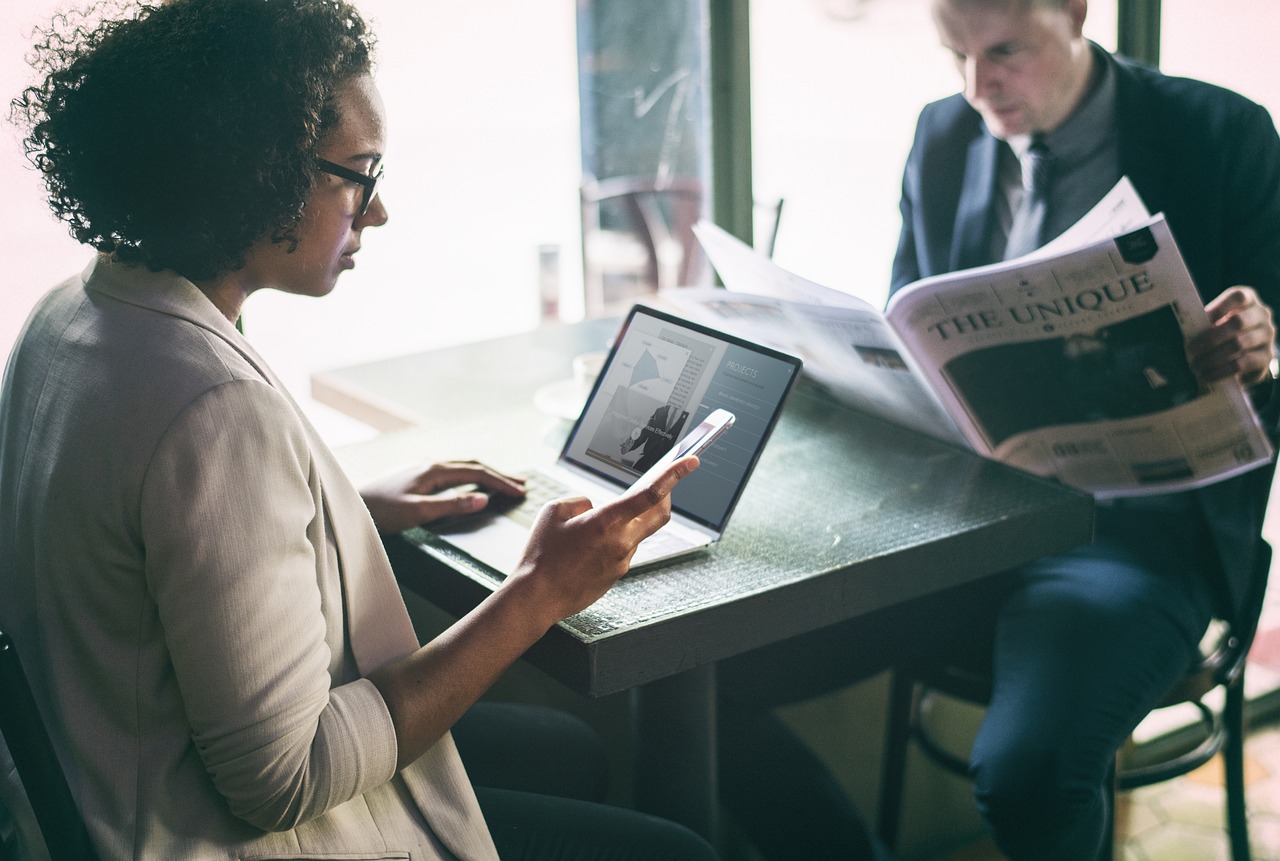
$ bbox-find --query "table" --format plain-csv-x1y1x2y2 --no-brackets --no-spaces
319,318,1094,843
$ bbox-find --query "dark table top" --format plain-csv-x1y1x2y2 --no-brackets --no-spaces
326,317,1095,698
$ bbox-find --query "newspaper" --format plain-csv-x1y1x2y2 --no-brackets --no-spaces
664,179,1273,497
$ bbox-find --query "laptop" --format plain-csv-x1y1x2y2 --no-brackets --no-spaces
431,304,803,574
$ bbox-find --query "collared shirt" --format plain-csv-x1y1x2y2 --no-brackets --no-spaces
991,43,1124,261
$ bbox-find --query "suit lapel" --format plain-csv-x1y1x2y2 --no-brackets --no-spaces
1114,59,1166,216
951,132,1001,271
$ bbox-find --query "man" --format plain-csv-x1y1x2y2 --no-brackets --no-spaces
891,1,1280,854
716,1,1280,858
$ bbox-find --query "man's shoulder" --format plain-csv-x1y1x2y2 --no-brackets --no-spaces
916,93,983,134
1113,54,1270,127
909,93,986,161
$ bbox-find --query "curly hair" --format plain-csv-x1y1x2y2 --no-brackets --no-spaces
11,0,376,280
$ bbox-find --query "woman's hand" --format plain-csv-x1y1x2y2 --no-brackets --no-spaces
359,460,527,534
367,455,699,768
1188,286,1278,386
502,456,700,626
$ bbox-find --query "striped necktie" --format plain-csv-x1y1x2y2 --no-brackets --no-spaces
1003,135,1053,259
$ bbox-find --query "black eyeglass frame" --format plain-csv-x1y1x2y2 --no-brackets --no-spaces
316,157,384,216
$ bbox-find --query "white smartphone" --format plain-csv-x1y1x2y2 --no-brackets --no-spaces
631,408,735,492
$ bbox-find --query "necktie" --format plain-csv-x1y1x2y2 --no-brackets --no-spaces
1003,135,1053,259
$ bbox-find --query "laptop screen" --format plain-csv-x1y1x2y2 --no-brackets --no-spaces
561,305,803,531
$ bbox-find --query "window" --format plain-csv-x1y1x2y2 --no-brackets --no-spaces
749,0,1117,309
1160,0,1280,117
1,1,584,444
244,1,583,441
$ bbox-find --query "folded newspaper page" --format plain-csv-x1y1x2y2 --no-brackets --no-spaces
672,181,1272,497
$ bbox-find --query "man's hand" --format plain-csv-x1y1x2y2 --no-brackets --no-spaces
1188,286,1278,386
360,460,527,534
504,456,700,625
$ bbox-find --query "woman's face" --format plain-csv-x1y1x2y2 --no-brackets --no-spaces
240,74,389,299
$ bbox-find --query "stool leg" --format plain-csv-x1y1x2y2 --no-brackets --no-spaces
878,670,917,851
1223,677,1251,861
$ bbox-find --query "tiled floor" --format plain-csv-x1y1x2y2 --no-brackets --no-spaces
926,582,1280,861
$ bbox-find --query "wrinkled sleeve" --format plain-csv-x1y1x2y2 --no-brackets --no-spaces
140,377,399,831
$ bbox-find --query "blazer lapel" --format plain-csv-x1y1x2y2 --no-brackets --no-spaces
1114,60,1166,216
950,132,1001,272
306,442,422,671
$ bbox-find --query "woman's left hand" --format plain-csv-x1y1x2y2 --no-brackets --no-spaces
360,460,526,533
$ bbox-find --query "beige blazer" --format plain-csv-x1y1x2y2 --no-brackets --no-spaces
0,257,498,860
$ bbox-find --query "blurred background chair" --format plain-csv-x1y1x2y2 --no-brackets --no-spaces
876,537,1270,861
0,630,98,861
580,175,707,316
753,196,785,260
579,175,785,316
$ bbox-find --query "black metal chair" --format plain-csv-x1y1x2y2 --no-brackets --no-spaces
0,630,98,860
876,545,1268,861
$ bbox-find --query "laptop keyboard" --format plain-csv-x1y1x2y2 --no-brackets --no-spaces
491,471,571,528
488,471,697,564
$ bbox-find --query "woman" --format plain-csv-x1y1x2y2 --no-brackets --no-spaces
0,1,715,858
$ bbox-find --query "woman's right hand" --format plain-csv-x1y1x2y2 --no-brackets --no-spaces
370,455,699,769
505,456,700,625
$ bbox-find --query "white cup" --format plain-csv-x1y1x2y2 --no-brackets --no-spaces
572,350,607,399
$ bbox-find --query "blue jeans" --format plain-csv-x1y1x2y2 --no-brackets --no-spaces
717,499,1218,861
971,501,1217,860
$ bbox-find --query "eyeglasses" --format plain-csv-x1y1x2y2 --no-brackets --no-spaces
316,157,384,216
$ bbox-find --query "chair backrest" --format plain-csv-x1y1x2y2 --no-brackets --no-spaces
1168,529,1275,706
0,631,98,860
754,196,785,259
580,175,707,316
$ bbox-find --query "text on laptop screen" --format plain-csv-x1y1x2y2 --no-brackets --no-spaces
561,306,801,530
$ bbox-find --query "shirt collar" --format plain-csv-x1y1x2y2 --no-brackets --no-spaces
1006,41,1116,165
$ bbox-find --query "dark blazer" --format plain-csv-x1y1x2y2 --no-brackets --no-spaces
890,49,1280,631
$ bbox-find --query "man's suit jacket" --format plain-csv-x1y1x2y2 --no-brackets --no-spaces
890,49,1280,631
0,257,498,860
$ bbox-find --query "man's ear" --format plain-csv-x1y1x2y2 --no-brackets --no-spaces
1067,0,1089,37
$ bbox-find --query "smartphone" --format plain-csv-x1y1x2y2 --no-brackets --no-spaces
630,408,735,492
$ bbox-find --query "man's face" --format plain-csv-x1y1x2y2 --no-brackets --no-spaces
932,0,1091,139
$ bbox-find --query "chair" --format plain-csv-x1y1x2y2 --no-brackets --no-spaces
0,630,98,860
754,196,786,260
876,546,1269,861
580,175,707,316
579,176,788,316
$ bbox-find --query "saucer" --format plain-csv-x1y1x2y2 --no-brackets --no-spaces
532,379,587,421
